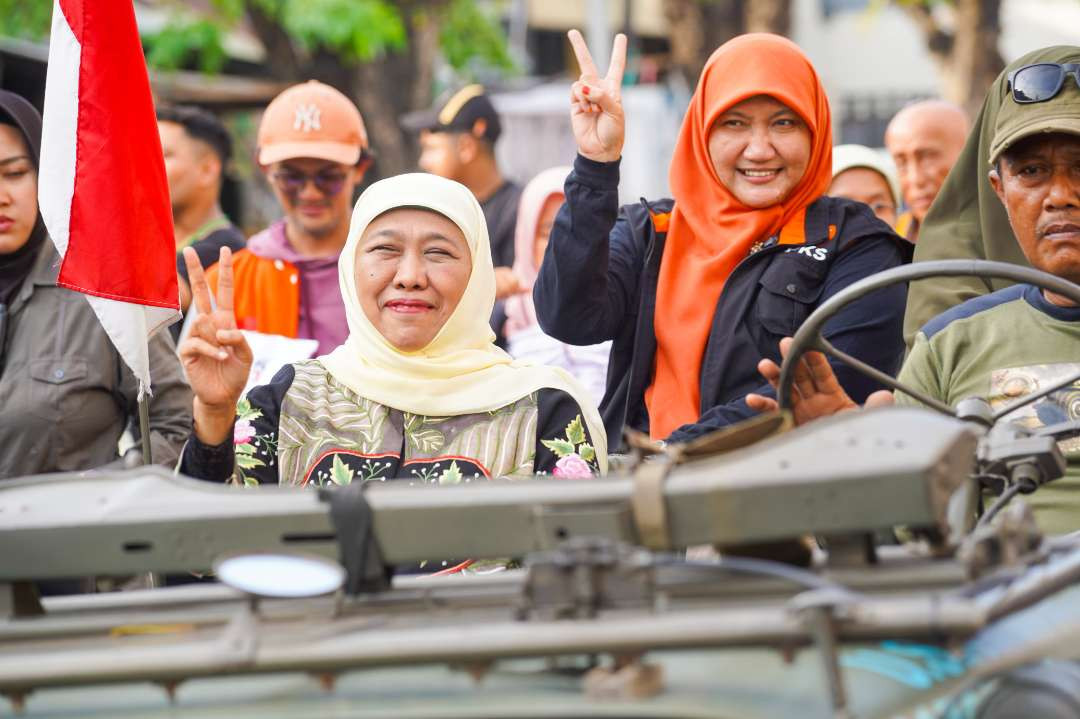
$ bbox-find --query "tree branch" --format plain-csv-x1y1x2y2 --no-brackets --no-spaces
243,0,303,82
898,1,953,61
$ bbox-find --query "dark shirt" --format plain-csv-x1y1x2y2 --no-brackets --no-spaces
481,180,521,269
481,181,522,347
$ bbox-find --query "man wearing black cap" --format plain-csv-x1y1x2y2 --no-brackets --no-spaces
405,85,523,304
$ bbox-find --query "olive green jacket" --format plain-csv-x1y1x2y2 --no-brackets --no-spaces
0,244,192,479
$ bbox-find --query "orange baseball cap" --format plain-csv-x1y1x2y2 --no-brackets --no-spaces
257,80,369,166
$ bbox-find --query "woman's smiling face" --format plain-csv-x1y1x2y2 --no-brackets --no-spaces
355,207,472,352
707,95,812,209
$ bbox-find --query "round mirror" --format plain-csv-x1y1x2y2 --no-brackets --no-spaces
213,552,346,598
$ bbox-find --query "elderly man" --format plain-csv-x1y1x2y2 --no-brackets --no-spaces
885,100,968,241
750,66,1080,535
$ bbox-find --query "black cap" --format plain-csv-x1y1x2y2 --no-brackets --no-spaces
401,84,502,143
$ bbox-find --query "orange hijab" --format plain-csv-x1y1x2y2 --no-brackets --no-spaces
646,34,833,439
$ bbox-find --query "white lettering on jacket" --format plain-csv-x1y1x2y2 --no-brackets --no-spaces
784,246,828,261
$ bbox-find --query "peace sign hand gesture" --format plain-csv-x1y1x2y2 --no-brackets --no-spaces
568,30,627,163
179,246,253,445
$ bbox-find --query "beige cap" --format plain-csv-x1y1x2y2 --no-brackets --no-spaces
832,144,901,207
257,80,369,165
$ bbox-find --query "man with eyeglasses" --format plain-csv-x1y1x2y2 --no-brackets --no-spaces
205,80,371,355
750,56,1080,535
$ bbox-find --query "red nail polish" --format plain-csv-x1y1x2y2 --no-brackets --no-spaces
583,86,590,96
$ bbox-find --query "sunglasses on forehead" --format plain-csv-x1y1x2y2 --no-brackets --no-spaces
1007,62,1080,104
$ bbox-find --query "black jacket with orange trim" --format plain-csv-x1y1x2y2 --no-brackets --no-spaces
533,155,911,450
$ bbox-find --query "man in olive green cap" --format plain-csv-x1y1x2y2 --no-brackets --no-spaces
903,46,1080,342
749,47,1080,535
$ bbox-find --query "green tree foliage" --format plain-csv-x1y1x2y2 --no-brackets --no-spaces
0,0,51,41
276,0,406,63
439,0,514,72
0,0,512,76
144,19,228,73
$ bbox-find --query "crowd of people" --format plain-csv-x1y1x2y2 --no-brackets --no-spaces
1,31,1079,545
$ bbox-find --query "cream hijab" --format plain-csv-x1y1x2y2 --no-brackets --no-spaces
320,173,607,472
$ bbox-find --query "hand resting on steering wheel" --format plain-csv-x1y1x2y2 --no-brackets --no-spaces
746,337,895,426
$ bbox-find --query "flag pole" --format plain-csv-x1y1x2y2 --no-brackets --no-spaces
138,394,153,465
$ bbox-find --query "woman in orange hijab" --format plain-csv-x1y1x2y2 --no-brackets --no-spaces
533,31,909,448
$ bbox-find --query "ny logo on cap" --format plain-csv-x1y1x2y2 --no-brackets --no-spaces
294,104,322,133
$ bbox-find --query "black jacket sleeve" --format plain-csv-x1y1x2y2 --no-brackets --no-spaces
179,364,295,484
177,226,247,282
533,155,644,345
534,388,600,476
667,235,907,443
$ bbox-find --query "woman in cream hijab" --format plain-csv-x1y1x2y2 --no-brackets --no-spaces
180,173,606,487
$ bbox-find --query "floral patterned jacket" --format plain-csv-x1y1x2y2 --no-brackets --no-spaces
181,360,600,487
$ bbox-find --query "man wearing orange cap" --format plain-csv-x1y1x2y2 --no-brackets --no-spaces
206,80,371,355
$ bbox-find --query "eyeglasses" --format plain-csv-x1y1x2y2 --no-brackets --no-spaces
271,168,349,196
1008,62,1080,104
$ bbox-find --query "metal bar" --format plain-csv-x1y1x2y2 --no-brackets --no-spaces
138,394,153,466
992,366,1080,421
815,337,956,416
977,545,1080,621
0,597,987,691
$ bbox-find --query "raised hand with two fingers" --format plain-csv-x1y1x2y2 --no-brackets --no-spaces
567,29,627,163
179,246,253,444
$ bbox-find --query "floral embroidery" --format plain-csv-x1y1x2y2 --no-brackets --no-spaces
233,397,277,487
553,454,592,479
404,457,488,484
542,415,598,478
307,452,395,487
438,460,464,485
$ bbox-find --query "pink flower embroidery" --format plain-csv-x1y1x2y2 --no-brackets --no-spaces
553,454,592,479
234,419,256,445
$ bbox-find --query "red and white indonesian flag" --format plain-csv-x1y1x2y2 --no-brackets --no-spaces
38,0,180,396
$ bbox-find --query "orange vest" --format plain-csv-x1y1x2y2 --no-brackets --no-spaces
206,249,301,337
895,211,917,241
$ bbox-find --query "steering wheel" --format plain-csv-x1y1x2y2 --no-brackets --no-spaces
777,260,1080,424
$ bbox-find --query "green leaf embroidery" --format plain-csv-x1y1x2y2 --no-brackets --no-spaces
541,438,575,458
235,398,263,423
330,454,355,486
235,453,264,470
235,442,256,455
565,416,586,446
407,427,446,454
438,460,464,485
579,443,596,463
243,475,260,488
